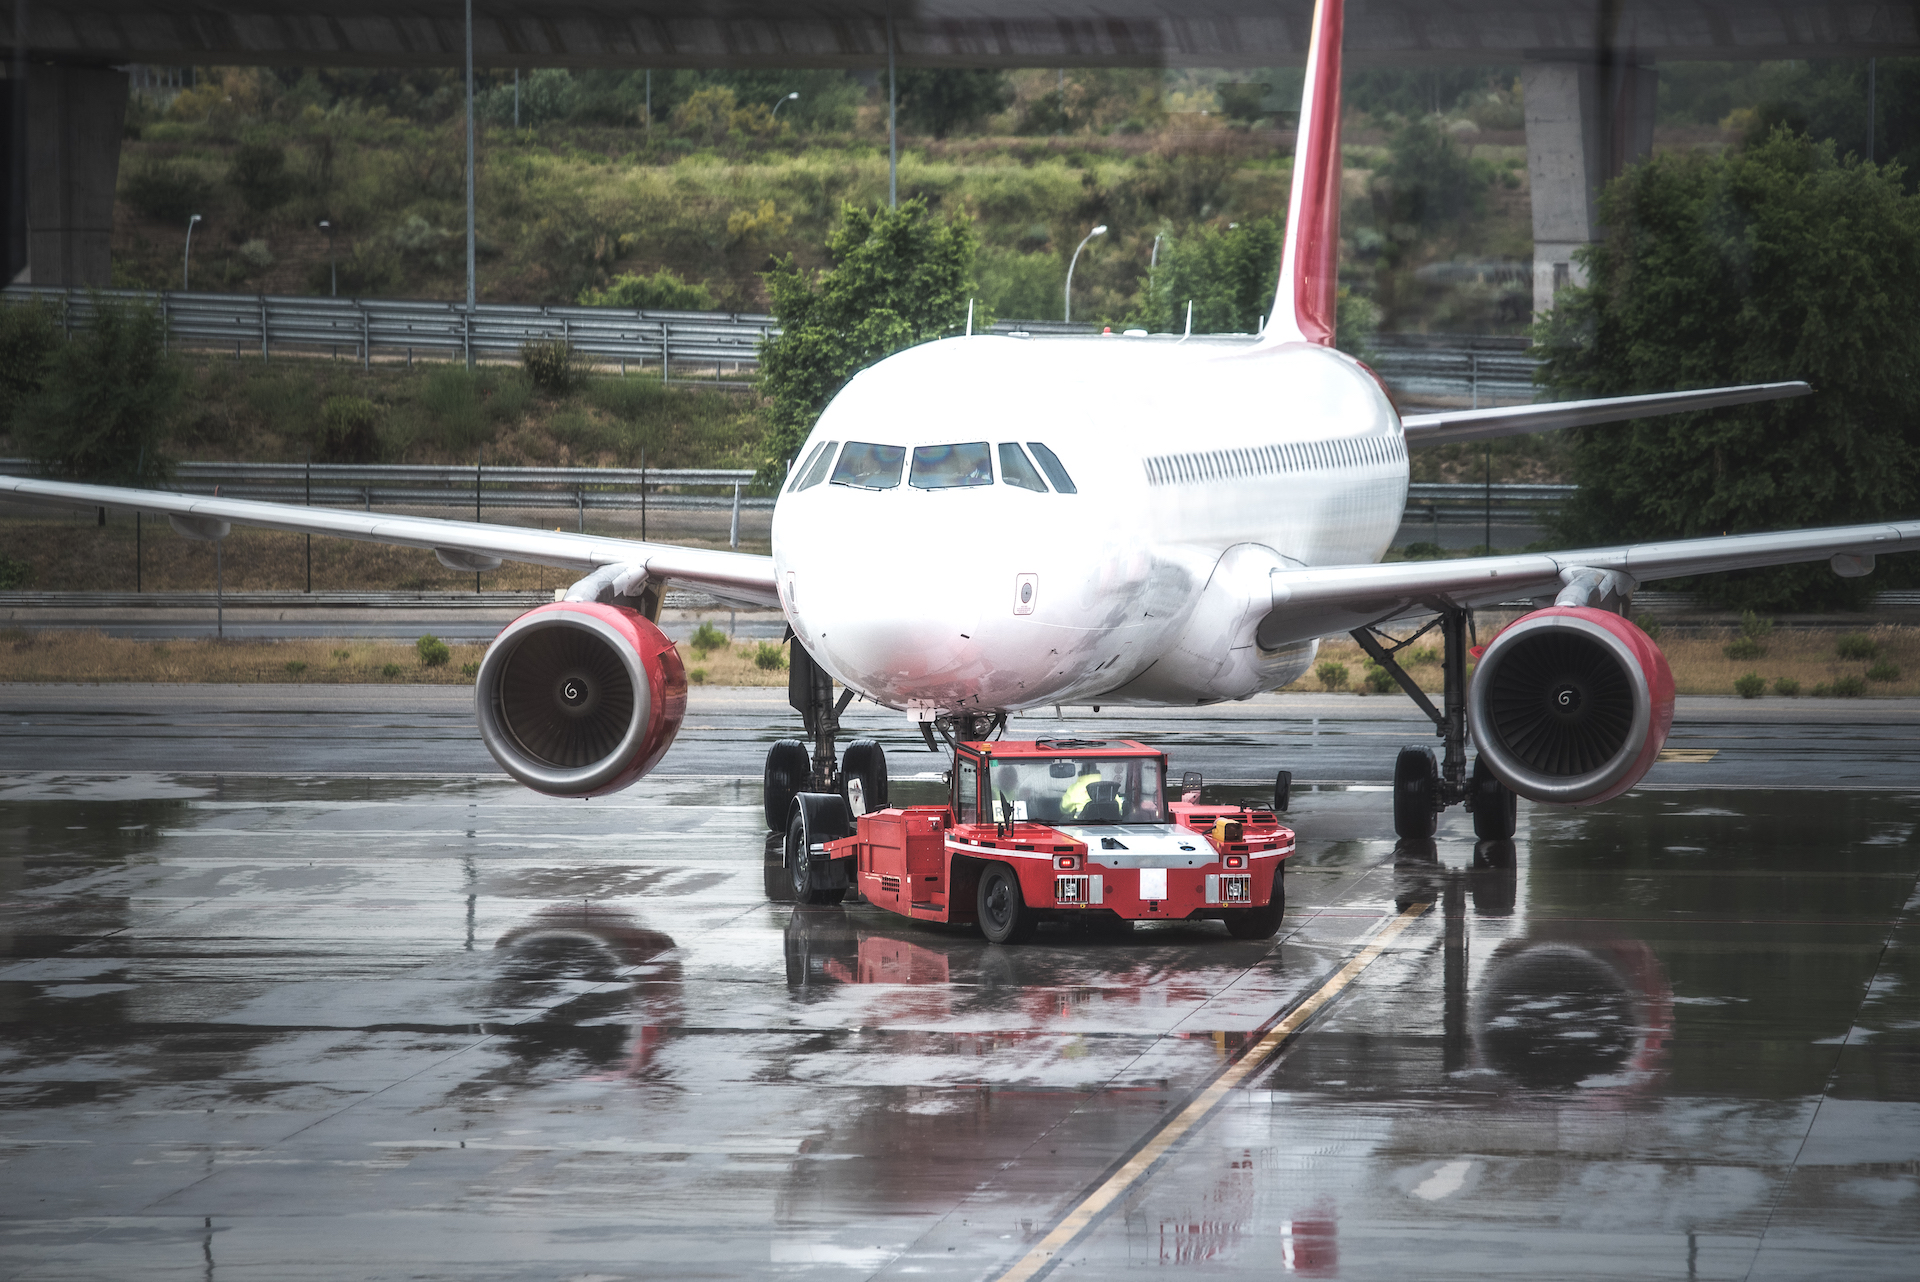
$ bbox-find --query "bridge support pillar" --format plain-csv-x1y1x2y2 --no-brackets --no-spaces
1523,57,1655,317
25,64,127,287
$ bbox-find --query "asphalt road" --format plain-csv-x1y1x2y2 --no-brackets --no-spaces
3,688,1918,1279
5,684,1920,791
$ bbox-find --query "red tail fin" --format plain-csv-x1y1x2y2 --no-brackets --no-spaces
1266,0,1344,346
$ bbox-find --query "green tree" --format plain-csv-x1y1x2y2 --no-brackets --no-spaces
896,69,1013,139
14,298,181,484
578,269,716,311
1535,129,1920,609
756,199,978,481
0,300,62,431
1138,219,1374,354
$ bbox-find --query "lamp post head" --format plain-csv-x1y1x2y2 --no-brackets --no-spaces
318,219,331,232
188,214,202,227
1092,224,1108,236
786,92,800,100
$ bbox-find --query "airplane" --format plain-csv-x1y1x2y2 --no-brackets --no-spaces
5,0,1915,863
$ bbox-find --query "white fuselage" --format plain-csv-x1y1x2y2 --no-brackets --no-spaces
770,333,1406,714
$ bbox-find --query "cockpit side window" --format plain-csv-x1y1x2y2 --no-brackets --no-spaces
1027,442,1078,494
831,441,906,489
787,440,830,493
794,441,839,491
998,443,1048,493
910,442,994,489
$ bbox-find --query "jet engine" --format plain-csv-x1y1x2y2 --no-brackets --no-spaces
1466,606,1674,806
475,602,687,798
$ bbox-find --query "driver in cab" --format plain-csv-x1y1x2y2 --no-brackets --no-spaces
1060,762,1106,819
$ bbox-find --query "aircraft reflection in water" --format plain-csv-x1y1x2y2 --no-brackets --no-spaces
491,904,679,1079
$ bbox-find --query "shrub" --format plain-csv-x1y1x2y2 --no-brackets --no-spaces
319,396,381,463
689,621,730,655
689,667,708,685
1836,633,1880,660
1867,659,1902,682
236,238,274,272
0,553,32,589
1724,637,1765,661
228,143,294,213
1408,647,1441,665
0,301,61,428
753,641,788,670
13,298,179,484
1774,677,1801,696
579,268,716,311
284,660,308,676
416,634,451,667
380,663,403,678
1637,617,1663,641
521,339,579,394
331,648,351,661
1401,541,1444,561
1316,660,1349,690
460,662,479,678
1740,610,1774,641
1832,674,1867,697
122,163,212,223
1734,672,1766,698
1363,662,1396,694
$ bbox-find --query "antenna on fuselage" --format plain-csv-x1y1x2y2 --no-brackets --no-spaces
966,298,974,337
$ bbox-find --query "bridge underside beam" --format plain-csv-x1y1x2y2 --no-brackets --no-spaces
9,4,1920,71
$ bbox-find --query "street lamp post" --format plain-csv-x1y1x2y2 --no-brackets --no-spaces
770,91,800,120
1064,224,1107,324
318,219,336,297
183,214,202,290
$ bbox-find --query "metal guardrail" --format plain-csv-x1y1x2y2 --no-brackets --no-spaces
3,284,1541,402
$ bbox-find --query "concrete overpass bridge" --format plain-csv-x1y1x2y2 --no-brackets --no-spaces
10,2,1920,312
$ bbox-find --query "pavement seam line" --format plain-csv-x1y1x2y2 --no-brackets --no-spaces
993,898,1432,1282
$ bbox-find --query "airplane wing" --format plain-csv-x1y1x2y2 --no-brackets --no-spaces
1400,381,1812,448
1258,517,1920,644
0,474,782,610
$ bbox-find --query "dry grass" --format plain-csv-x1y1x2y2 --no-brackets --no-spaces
1286,626,1920,699
0,625,793,687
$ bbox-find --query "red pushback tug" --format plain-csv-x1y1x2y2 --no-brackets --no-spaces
791,738,1294,944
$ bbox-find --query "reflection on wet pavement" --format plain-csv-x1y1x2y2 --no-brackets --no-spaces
0,772,1915,1279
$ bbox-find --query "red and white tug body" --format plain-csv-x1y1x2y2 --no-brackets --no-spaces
818,738,1295,943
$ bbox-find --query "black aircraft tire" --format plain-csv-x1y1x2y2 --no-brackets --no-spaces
764,739,810,832
842,739,889,814
1470,756,1519,841
1224,861,1287,940
1393,746,1440,840
977,863,1037,945
787,815,846,907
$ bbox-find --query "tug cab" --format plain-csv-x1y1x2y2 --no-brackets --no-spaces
818,738,1295,943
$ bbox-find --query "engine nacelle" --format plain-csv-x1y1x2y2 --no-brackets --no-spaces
476,602,687,798
1466,606,1674,806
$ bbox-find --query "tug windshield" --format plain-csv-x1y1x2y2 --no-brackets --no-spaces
985,756,1164,825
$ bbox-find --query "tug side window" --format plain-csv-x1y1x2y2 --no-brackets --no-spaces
794,441,839,491
998,443,1048,493
1027,442,1078,494
831,441,906,489
956,760,979,822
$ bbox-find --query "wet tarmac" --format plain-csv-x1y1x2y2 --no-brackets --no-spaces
2,700,1918,1279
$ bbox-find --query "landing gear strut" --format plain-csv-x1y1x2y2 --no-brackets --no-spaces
1353,607,1515,840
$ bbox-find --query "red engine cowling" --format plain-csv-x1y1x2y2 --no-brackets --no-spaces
475,602,687,798
1466,606,1674,806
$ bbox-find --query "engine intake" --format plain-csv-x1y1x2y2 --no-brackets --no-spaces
476,602,687,797
1466,606,1674,806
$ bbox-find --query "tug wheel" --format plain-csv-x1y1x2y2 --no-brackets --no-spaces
1224,861,1286,940
1393,745,1440,839
977,863,1036,945
764,739,810,832
787,814,845,907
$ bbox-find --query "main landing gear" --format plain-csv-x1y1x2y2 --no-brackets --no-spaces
1352,606,1516,842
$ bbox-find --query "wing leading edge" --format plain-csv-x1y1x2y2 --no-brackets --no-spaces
0,475,781,609
1257,517,1920,646
1400,380,1813,448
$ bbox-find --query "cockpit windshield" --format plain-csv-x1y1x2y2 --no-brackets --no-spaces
911,442,994,489
984,756,1165,825
831,441,905,489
